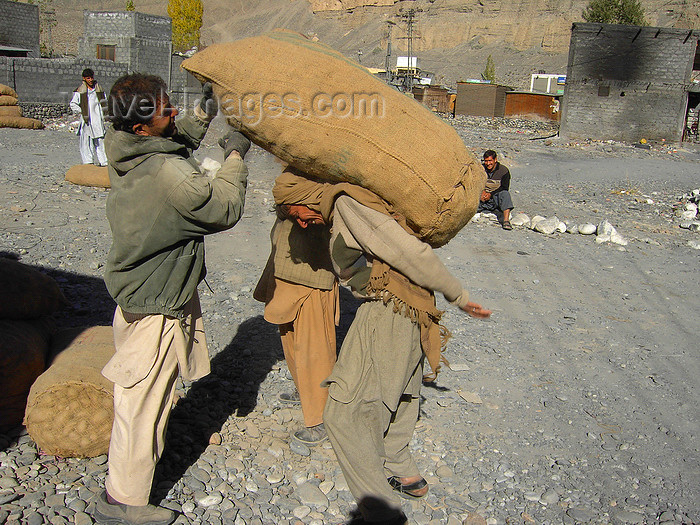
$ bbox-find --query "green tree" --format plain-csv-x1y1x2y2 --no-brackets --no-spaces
126,0,135,11
167,0,203,52
582,0,648,25
482,55,496,83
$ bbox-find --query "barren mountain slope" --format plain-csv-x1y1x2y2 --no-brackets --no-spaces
44,0,700,89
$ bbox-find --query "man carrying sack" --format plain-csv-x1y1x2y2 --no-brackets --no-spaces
273,170,491,525
254,177,339,445
97,74,251,525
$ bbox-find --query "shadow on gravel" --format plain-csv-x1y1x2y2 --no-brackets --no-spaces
150,287,360,500
152,314,282,502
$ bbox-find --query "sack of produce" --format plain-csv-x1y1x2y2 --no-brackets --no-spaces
182,30,485,247
65,164,110,188
0,318,53,432
0,258,67,320
25,326,115,458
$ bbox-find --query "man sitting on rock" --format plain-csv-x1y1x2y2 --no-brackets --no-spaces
479,149,514,230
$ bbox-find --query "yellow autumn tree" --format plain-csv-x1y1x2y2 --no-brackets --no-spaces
167,0,203,52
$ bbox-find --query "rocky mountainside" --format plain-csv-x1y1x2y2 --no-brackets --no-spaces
46,0,700,89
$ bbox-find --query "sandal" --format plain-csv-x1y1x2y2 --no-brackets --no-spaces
387,476,429,500
502,220,513,230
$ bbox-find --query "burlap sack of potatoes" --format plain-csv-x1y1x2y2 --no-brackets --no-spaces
0,258,67,320
0,106,21,117
65,164,110,188
0,83,18,97
182,30,485,247
0,94,19,106
0,116,44,129
25,326,116,458
0,318,53,432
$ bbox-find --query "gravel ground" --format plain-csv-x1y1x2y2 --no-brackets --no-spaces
1,113,699,525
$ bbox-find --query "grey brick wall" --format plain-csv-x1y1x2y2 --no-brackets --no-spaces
0,57,126,104
0,0,40,57
560,23,698,143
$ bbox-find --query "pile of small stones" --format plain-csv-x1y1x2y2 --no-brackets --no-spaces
18,103,71,121
473,212,629,246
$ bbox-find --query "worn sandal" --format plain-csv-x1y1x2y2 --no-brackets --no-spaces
387,476,429,499
502,220,513,230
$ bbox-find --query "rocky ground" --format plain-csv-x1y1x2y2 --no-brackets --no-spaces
1,113,699,525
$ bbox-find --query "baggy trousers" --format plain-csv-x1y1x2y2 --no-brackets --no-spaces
103,293,209,506
324,300,423,522
79,128,107,166
279,284,338,428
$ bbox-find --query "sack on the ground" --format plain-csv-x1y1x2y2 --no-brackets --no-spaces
0,83,18,98
25,326,115,458
0,106,21,117
0,116,44,129
0,258,67,320
182,30,485,247
65,164,110,188
0,95,19,106
0,318,53,432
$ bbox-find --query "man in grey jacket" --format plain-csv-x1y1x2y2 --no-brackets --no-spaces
95,73,251,525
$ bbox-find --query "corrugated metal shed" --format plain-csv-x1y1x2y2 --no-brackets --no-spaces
455,83,510,117
412,85,451,114
504,91,561,121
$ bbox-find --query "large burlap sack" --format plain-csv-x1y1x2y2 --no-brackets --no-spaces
25,326,115,458
0,116,44,129
0,105,21,117
0,258,67,320
0,318,53,432
182,30,485,247
0,83,18,98
0,95,19,106
65,164,110,188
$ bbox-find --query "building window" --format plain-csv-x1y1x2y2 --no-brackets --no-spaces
97,44,116,62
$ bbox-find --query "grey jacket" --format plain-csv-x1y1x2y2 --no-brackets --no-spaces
104,115,248,317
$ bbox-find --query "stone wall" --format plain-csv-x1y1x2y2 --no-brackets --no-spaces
0,57,127,104
78,11,172,85
0,0,40,57
560,23,699,143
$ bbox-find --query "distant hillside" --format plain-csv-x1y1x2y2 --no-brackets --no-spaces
35,0,700,89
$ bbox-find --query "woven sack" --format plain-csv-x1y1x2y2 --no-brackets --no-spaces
0,83,18,97
182,30,485,247
0,116,44,129
65,164,110,188
0,106,21,117
25,326,115,458
0,258,67,320
0,318,52,432
0,95,18,106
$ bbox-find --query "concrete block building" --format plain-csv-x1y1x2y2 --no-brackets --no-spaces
78,11,172,87
0,0,40,58
560,23,700,143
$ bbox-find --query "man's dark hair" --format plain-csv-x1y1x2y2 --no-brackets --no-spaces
81,68,94,78
108,73,168,133
483,149,497,160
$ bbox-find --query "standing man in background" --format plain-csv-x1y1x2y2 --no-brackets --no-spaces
70,68,107,166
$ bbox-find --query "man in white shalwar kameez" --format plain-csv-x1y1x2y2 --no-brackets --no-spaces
70,68,107,166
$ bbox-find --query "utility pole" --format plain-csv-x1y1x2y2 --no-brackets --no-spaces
385,20,395,85
397,7,421,93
